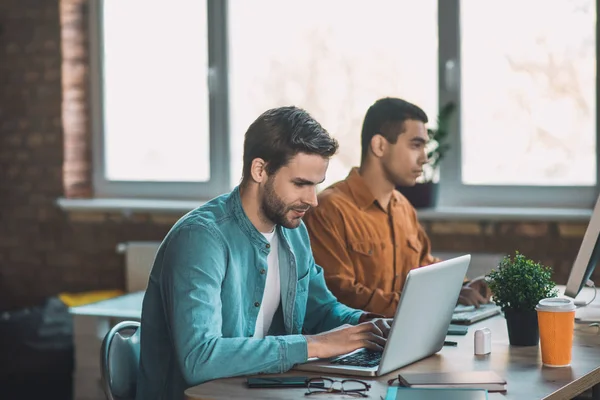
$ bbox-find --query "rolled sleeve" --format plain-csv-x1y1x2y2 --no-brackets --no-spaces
276,335,308,370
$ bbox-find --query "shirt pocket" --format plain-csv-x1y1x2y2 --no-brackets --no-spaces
296,269,310,293
405,235,423,266
349,241,377,256
294,271,310,332
348,241,388,283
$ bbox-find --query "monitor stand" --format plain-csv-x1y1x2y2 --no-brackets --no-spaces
575,305,600,323
574,286,600,323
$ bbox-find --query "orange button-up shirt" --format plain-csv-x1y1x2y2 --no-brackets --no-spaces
304,168,439,317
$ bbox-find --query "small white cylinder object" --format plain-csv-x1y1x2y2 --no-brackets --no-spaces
474,327,492,355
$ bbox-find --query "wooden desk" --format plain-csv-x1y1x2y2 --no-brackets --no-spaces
185,288,600,400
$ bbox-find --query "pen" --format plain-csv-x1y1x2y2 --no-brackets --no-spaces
444,340,458,346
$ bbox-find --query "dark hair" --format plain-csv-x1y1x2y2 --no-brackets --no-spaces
241,106,339,182
360,97,428,161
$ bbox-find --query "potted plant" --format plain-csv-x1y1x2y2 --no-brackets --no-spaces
486,252,559,346
397,102,455,208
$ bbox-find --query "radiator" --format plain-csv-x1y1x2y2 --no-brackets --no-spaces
117,241,161,292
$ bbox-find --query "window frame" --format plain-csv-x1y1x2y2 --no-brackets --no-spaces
438,0,600,209
89,0,598,209
89,0,230,200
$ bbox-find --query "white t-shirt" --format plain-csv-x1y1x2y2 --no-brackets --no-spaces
254,229,281,338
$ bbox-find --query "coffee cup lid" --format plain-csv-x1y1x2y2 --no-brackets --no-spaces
535,297,576,312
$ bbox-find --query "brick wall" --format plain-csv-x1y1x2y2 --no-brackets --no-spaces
0,0,175,311
424,221,598,285
0,0,596,311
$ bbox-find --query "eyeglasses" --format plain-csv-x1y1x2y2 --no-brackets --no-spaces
305,377,371,397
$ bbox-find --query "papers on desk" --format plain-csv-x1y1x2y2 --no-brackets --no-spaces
385,387,488,400
397,370,507,392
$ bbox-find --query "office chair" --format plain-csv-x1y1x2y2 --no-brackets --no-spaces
100,321,141,400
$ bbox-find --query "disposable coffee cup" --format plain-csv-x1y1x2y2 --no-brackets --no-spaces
535,297,576,367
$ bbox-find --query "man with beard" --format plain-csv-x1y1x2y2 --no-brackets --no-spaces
136,106,391,400
303,97,491,318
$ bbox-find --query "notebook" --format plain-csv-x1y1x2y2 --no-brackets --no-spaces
385,387,488,400
447,324,468,335
397,370,507,392
294,255,471,377
385,386,488,400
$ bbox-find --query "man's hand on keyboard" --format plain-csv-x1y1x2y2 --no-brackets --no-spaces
305,320,388,359
459,277,492,307
358,312,393,333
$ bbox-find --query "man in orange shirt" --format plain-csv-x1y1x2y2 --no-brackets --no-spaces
303,97,491,317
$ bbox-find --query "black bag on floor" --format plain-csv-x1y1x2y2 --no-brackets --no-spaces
0,296,74,400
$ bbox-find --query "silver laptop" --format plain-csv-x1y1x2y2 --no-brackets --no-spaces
294,255,471,377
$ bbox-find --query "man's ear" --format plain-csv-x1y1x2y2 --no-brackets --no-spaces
369,134,387,158
249,158,267,183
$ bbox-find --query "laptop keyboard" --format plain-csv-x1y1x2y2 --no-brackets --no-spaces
452,303,502,324
331,349,382,368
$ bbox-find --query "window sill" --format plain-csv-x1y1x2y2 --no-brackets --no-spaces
417,206,592,221
56,197,204,215
56,198,593,222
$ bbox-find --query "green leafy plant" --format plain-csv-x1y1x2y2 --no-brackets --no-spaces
421,102,455,183
486,251,558,311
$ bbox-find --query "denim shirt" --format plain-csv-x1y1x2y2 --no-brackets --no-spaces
136,187,363,400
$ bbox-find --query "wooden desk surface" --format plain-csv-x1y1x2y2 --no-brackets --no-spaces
185,305,600,399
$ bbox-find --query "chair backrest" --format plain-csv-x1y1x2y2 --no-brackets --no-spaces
100,321,141,400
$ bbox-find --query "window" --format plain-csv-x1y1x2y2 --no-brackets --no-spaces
228,0,438,188
439,0,597,208
91,0,229,199
91,0,598,208
461,0,596,186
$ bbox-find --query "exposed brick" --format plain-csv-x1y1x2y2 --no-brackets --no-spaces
558,223,588,238
4,134,22,146
107,213,127,223
0,236,20,248
6,43,20,54
9,251,43,265
27,132,44,147
130,214,151,223
44,68,60,81
482,222,495,236
60,0,92,199
18,118,30,130
150,214,181,225
430,222,482,235
496,223,514,236
24,71,40,83
67,212,107,223
37,208,56,221
44,40,58,51
15,151,30,161
514,222,549,237
46,252,83,268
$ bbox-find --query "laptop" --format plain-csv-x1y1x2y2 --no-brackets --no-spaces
294,255,471,377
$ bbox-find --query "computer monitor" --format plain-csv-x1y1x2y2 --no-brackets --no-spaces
565,193,600,307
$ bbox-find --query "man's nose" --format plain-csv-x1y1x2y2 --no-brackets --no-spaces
419,149,429,166
304,187,318,208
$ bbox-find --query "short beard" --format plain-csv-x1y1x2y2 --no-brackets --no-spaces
260,177,304,229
